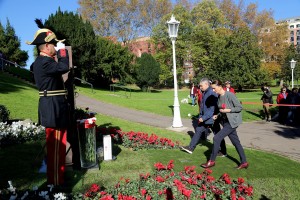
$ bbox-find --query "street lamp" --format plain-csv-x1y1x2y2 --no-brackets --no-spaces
167,15,183,128
290,59,296,88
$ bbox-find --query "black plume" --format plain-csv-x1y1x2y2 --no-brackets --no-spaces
34,18,44,28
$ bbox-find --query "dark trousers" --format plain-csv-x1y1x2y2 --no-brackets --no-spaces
212,119,227,155
189,123,226,154
210,121,246,164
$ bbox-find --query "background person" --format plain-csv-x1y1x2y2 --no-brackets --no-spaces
190,83,198,106
261,85,273,122
201,80,248,169
197,83,203,112
27,28,70,186
223,81,235,94
276,87,288,124
286,88,299,125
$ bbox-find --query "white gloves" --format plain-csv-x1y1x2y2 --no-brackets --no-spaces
54,42,65,51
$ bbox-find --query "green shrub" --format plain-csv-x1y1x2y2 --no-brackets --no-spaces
0,105,10,122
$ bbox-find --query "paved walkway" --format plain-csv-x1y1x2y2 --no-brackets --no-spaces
76,94,300,162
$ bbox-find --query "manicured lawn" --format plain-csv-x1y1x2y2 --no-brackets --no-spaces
1,72,299,199
1,113,300,199
0,73,38,122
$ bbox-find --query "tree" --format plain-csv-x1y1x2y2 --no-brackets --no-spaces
136,53,161,91
92,37,135,87
78,0,172,43
281,45,300,86
0,19,28,66
191,0,225,29
44,8,96,80
259,23,289,78
195,27,265,87
152,4,193,87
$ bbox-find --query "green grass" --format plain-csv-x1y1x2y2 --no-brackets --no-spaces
5,66,33,82
1,72,300,199
1,113,300,199
0,72,38,122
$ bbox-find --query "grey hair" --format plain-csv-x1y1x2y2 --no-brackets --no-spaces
200,78,211,85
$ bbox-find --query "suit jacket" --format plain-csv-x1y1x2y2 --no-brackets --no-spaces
199,87,218,125
218,91,243,128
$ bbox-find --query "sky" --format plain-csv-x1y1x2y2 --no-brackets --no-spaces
1,0,300,69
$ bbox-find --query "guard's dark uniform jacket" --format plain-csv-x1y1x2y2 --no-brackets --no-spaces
33,50,70,128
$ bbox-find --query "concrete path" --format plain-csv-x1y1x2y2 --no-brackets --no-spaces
76,94,300,162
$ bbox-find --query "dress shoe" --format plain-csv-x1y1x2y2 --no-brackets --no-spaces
180,146,193,154
201,160,215,168
236,162,249,169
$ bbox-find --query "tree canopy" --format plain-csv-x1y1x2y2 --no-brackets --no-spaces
44,8,96,80
136,53,161,90
0,20,28,66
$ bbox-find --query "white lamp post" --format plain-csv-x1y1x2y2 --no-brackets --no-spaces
290,59,296,88
167,15,183,128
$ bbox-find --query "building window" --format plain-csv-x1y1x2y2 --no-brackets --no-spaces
291,37,294,42
297,24,300,28
297,36,300,41
291,31,294,35
290,25,295,29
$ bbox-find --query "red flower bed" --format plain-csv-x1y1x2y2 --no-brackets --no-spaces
98,127,180,150
83,160,253,199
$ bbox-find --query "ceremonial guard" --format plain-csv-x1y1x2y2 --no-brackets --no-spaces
27,28,70,186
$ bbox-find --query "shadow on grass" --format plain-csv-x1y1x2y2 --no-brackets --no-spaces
0,141,87,193
97,123,122,158
245,110,262,119
0,74,37,94
260,195,271,200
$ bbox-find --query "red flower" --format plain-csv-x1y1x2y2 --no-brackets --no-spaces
182,188,192,198
244,186,254,196
101,195,114,200
146,195,151,200
238,197,245,200
167,160,174,170
89,183,100,192
221,103,226,109
224,177,231,184
154,162,166,170
206,175,215,182
238,177,245,184
158,190,163,195
204,168,213,175
140,188,147,196
155,176,165,182
231,188,236,200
